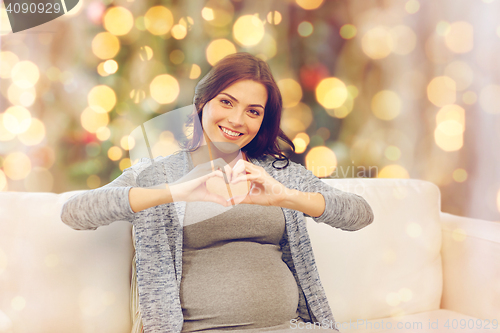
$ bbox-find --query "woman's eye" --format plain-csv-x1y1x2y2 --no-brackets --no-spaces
221,99,231,106
249,109,260,116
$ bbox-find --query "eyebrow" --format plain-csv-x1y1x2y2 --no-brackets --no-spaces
219,92,265,110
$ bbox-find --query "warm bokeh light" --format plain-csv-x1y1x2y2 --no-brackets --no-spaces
444,61,473,91
152,131,180,157
436,104,465,130
296,0,324,10
171,24,187,39
150,74,180,104
233,15,265,46
108,146,123,161
0,51,19,79
339,24,357,39
97,62,108,77
371,90,401,121
11,61,40,89
81,107,110,133
92,32,120,59
103,60,118,74
293,138,307,154
88,85,117,113
139,46,153,61
119,158,132,171
293,132,310,154
130,89,146,104
427,76,456,107
479,85,500,114
298,21,313,37
3,106,32,134
305,146,337,178
405,0,420,14
378,165,410,178
4,152,31,180
444,21,473,53
206,39,236,65
390,25,417,55
170,50,185,64
103,6,134,36
96,126,111,141
462,91,477,105
8,84,36,107
316,77,348,109
120,135,135,150
144,6,174,35
385,146,401,161
278,78,303,108
436,21,451,36
434,124,463,151
281,103,313,138
201,7,214,21
18,118,46,146
189,64,201,79
87,175,101,189
361,26,394,59
267,11,282,25
203,0,234,27
0,114,16,141
453,168,468,182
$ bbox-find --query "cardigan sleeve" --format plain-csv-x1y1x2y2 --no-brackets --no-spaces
289,161,374,231
60,159,150,230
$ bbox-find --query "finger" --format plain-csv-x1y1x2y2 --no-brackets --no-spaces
206,192,230,207
228,194,251,205
202,169,224,182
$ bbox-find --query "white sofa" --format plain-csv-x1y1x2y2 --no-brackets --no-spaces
0,178,499,333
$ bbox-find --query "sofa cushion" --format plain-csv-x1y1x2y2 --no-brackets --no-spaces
0,191,133,333
307,179,442,323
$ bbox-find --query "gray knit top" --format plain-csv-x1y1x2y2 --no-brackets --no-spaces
60,151,374,333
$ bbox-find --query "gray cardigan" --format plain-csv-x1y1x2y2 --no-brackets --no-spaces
61,151,374,333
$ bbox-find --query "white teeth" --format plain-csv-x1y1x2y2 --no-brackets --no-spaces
221,127,241,137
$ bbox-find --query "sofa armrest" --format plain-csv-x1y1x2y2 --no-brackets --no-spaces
440,212,500,320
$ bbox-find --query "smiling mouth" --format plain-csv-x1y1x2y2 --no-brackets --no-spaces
219,126,243,137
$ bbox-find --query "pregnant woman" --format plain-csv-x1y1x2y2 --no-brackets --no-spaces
61,52,374,333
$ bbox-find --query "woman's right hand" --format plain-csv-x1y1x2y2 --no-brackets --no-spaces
168,158,231,206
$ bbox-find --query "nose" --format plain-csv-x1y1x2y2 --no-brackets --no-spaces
227,109,245,126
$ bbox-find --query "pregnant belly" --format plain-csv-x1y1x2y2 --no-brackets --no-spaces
181,241,299,331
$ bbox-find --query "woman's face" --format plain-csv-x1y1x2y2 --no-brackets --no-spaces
201,79,267,151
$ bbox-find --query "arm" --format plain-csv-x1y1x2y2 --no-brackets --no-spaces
61,157,229,230
230,158,374,231
60,158,171,230
290,163,374,231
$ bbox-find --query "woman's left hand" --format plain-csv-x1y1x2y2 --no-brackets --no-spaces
229,159,290,206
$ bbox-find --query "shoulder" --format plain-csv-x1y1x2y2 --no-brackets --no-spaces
126,151,188,180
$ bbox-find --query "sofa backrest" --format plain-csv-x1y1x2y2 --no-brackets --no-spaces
306,178,443,323
0,191,133,333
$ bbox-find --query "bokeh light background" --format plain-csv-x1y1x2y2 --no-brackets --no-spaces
1,0,500,221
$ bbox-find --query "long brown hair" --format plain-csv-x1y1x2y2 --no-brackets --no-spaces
187,52,294,161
